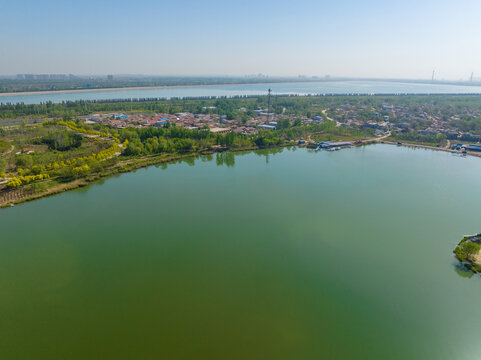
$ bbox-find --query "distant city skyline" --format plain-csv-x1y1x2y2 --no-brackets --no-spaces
7,73,481,83
1,0,481,80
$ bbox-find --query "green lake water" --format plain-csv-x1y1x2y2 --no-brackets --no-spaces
1,144,480,359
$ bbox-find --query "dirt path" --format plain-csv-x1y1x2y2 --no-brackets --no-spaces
372,132,391,142
321,109,332,121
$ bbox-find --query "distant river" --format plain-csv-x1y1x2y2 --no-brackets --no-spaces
1,145,480,359
2,80,481,104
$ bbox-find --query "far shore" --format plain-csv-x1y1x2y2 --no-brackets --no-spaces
382,140,481,159
0,81,305,98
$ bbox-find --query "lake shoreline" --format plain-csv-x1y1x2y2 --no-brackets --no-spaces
382,140,481,159
0,144,275,209
2,141,480,209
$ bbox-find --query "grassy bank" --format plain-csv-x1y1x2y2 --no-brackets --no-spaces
0,141,297,208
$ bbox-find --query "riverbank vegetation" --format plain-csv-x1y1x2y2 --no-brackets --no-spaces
388,132,447,147
0,116,365,207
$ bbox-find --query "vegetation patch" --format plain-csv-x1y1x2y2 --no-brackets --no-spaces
41,131,83,151
1,116,367,207
0,139,9,153
454,234,481,274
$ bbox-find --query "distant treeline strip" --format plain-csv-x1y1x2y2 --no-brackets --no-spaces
2,93,481,123
3,92,481,106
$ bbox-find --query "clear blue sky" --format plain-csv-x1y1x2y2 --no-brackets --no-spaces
1,0,480,79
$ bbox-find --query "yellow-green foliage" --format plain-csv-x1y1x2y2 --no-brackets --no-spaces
7,121,121,188
17,166,44,176
72,164,90,177
43,144,119,171
7,178,22,188
58,120,120,142
0,171,6,179
7,174,50,188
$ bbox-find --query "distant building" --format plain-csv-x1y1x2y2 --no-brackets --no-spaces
210,127,230,134
154,120,169,127
258,124,276,130
465,144,481,152
50,74,67,80
107,75,114,80
319,141,353,148
419,130,439,136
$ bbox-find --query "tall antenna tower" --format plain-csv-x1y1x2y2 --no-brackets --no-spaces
470,72,474,82
431,69,435,81
267,88,272,123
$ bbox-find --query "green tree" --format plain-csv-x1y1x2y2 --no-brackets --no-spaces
455,241,481,261
277,118,290,129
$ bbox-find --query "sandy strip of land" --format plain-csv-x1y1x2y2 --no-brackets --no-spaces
0,81,300,97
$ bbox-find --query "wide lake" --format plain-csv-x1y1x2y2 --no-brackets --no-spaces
3,80,481,104
1,144,481,359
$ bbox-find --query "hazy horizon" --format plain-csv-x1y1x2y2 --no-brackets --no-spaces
2,0,481,81
3,74,481,84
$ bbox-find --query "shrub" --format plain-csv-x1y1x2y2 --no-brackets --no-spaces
15,155,33,168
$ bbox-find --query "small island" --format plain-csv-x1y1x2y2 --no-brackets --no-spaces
454,234,481,274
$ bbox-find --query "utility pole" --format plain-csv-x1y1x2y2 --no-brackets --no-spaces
431,69,435,81
470,72,474,82
273,94,277,118
267,88,271,123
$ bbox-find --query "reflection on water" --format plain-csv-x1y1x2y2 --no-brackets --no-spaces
155,148,287,169
216,152,235,167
